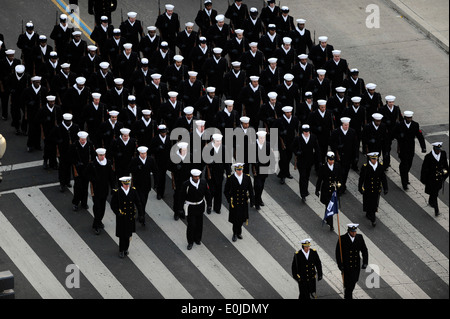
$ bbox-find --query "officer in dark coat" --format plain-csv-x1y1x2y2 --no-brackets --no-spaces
70,131,97,211
111,176,144,258
329,117,359,194
155,4,180,52
420,142,449,216
292,124,321,202
315,151,342,231
149,124,171,200
394,110,426,190
129,146,158,226
86,148,115,234
169,142,193,220
205,133,232,214
379,95,402,170
358,152,388,226
292,239,323,299
88,0,117,26
182,169,212,250
224,163,255,242
335,224,368,299
51,113,79,192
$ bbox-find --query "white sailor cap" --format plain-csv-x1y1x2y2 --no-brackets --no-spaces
191,169,202,176
31,76,42,81
267,92,278,99
188,71,198,77
284,73,294,81
76,77,86,85
350,68,359,73
142,109,152,115
332,49,341,55
351,96,362,103
123,43,132,49
296,19,306,24
96,148,106,155
316,69,326,75
39,35,47,40
63,113,73,120
215,14,225,22
5,49,15,55
195,120,206,126
173,55,184,61
61,63,71,68
120,128,131,135
88,45,97,51
283,37,292,44
256,130,267,137
318,36,328,42
249,42,258,47
298,53,308,60
240,116,250,123
183,106,194,114
281,6,289,11
268,24,276,29
282,106,293,113
128,95,136,102
113,28,121,34
165,4,175,10
235,29,244,34
366,83,377,90
249,76,259,82
158,124,167,130
267,57,277,64
100,16,109,21
92,93,101,99
385,95,396,102
72,31,82,36
60,14,68,20
141,58,149,65
151,73,162,79
114,78,124,85
15,65,25,73
250,7,258,13
46,95,56,101
335,86,346,93
147,26,157,31
212,133,223,141
340,117,351,124
99,62,110,69
168,91,178,97
231,61,241,67
49,51,58,57
77,131,88,138
137,146,148,153
213,47,223,54
26,21,34,28
177,142,188,149
304,91,313,98
317,99,327,106
160,41,169,47
403,110,414,117
302,124,310,131
206,87,216,93
372,113,383,120
127,12,137,18
109,110,119,116
185,22,194,27
224,100,234,106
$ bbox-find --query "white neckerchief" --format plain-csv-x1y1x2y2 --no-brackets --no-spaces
317,77,323,85
165,12,172,20
147,33,156,41
257,140,264,150
128,19,135,26
6,58,13,66
334,59,340,66
120,136,129,145
404,120,411,129
352,105,360,113
207,95,214,104
26,31,35,40
321,45,326,52
40,45,47,55
46,103,54,113
123,52,131,60
327,163,334,171
142,116,151,127
92,102,99,111
235,37,242,45
114,37,120,46
141,68,148,76
269,66,277,74
152,81,159,89
388,104,394,112
128,105,137,116
267,32,276,42
214,56,221,64
369,161,378,171
139,155,146,164
73,39,81,47
306,101,312,110
241,125,247,134
213,143,221,154
283,114,291,123
351,77,358,85
234,172,243,184
73,84,84,94
97,157,107,166
115,87,123,95
233,70,240,78
301,248,310,260
61,69,69,79
372,121,379,130
235,2,241,9
337,94,344,103
196,128,203,138
251,17,257,25
185,29,191,37
367,92,374,99
186,117,192,124
121,186,130,195
348,233,355,243
250,50,257,57
318,109,326,118
284,81,292,90
170,99,177,109
251,84,259,92
175,64,181,71
432,150,441,162
63,122,72,130
205,8,211,16
189,177,199,189
159,134,166,143
32,85,41,94
300,62,307,71
177,151,187,161
224,108,231,116
200,45,207,54
101,24,108,32
160,49,167,58
283,46,290,54
109,118,116,128
16,72,24,81
341,126,348,135
49,60,58,69
302,134,310,144
296,26,305,36
60,23,67,32
80,141,87,148
217,24,223,31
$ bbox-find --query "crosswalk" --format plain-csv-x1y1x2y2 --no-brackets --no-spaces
0,142,448,299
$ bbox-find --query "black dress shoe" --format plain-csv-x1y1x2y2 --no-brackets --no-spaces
174,213,179,221
301,196,306,203
195,241,201,245
94,227,100,235
119,251,125,258
259,201,265,206
232,235,237,242
187,243,193,250
59,185,66,193
255,205,260,210
435,207,440,216
237,234,243,239
280,177,285,184
215,210,221,214
81,204,89,209
287,175,293,179
157,194,162,200
72,205,78,211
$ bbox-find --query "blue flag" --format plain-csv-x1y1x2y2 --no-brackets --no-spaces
322,190,338,226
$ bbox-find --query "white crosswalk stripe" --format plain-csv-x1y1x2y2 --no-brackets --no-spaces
1,141,447,299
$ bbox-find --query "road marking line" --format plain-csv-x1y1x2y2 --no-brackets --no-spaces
50,0,94,42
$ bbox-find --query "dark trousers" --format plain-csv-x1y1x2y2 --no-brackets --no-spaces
137,188,149,223
0,91,10,118
43,137,58,167
119,236,130,252
186,204,204,244
208,176,223,212
254,174,267,204
278,148,293,178
399,153,414,188
298,164,312,197
232,221,244,236
92,195,107,228
72,174,89,206
344,278,357,299
11,100,25,131
156,166,167,197
58,156,72,187
27,121,41,149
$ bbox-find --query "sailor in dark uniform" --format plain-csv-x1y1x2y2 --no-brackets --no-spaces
86,148,115,235
225,0,249,31
81,92,108,148
119,12,144,52
131,109,157,148
335,224,368,299
99,110,123,150
89,16,114,56
109,127,137,182
129,146,158,226
288,19,313,55
260,0,280,30
308,35,334,70
291,239,323,299
358,152,388,226
252,130,274,210
182,169,212,250
420,142,449,216
138,26,160,60
149,124,171,200
111,176,144,258
155,4,180,52
224,163,254,242
195,0,218,37
175,22,198,67
379,95,403,170
49,14,74,62
88,0,118,26
343,68,366,99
